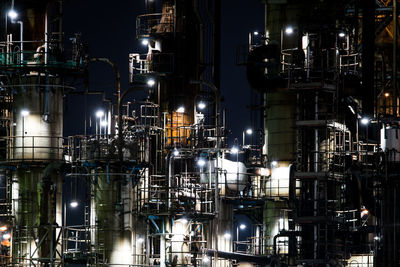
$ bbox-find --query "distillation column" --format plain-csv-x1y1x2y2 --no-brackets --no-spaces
131,1,227,266
0,0,84,265
261,2,297,259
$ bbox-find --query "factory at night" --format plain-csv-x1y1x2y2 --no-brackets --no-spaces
0,0,399,266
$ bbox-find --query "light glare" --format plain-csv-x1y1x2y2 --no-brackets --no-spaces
2,233,10,240
348,105,355,115
147,79,156,87
246,128,253,135
176,106,185,113
285,26,294,35
70,201,78,208
239,224,246,230
230,146,239,154
198,102,206,110
8,10,18,20
96,110,104,118
197,159,206,167
141,39,149,45
224,232,231,239
360,118,370,125
21,109,30,117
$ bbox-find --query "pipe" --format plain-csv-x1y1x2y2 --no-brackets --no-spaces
206,249,273,265
189,80,220,148
393,0,397,116
272,230,301,255
117,86,147,161
43,72,50,122
165,150,173,211
160,220,166,267
313,92,318,260
17,20,23,63
69,90,112,136
88,58,121,157
45,5,48,65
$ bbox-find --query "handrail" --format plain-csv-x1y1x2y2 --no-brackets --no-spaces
129,53,174,76
0,40,84,69
1,135,64,161
136,12,175,37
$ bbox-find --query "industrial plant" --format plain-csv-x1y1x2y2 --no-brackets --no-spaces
0,0,399,266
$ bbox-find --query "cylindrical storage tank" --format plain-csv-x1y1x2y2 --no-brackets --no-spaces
264,90,296,162
263,201,288,254
208,202,233,267
380,126,400,162
265,163,299,198
319,136,335,171
199,158,248,194
10,75,63,161
170,219,191,265
11,169,40,265
91,170,133,265
133,217,147,266
11,166,62,265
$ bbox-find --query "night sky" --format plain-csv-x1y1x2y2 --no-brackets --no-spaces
62,0,265,143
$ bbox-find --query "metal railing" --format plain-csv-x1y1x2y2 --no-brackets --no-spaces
2,136,64,162
140,103,160,127
129,53,174,76
11,225,63,266
67,135,119,162
133,173,216,216
281,47,339,89
63,225,92,262
347,254,374,267
164,124,222,148
136,13,175,37
339,53,359,74
0,40,84,69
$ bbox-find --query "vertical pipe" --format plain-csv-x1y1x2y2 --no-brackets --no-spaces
314,93,318,260
393,0,397,116
45,10,48,65
160,221,166,267
306,33,310,80
18,21,23,63
146,221,150,266
248,33,252,51
107,108,111,135
394,186,396,266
